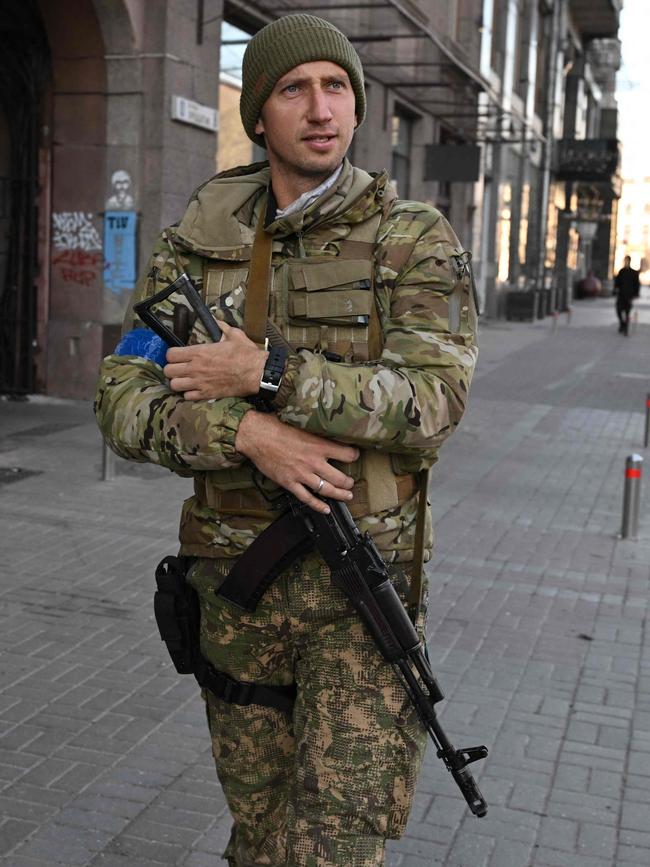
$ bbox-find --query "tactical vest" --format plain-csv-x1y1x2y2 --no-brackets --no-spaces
191,192,421,520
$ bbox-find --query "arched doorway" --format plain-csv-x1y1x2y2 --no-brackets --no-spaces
0,0,111,397
0,3,50,394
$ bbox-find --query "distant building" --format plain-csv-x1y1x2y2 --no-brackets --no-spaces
479,0,622,315
616,176,650,276
217,76,254,174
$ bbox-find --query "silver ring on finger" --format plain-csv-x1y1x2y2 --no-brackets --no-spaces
315,477,325,493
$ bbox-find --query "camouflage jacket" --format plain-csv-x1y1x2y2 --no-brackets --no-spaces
95,160,478,561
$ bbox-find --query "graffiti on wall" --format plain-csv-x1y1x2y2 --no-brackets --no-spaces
52,249,104,287
52,212,102,251
105,170,134,210
51,212,103,287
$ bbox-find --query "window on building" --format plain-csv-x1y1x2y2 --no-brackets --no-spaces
449,0,460,42
497,183,512,283
534,9,547,118
518,183,530,267
545,183,564,270
391,106,415,198
491,0,506,74
574,79,588,140
220,21,248,81
218,21,265,172
513,0,528,100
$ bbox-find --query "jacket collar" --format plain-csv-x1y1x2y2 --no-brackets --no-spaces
173,159,390,260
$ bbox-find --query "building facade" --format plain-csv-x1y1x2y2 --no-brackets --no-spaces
552,2,623,303
616,176,650,275
478,0,622,316
0,0,623,399
1,0,222,397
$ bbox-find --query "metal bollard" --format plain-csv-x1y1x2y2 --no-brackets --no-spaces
645,394,650,449
566,306,572,325
102,438,116,482
552,310,559,332
621,454,643,540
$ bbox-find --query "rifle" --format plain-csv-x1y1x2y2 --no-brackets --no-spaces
134,272,489,817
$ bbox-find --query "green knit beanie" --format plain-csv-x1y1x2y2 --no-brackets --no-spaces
240,14,366,147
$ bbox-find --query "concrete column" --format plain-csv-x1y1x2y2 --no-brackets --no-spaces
40,0,108,399
137,0,222,256
101,0,222,329
39,0,222,398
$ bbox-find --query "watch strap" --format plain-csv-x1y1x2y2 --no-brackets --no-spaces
259,346,288,396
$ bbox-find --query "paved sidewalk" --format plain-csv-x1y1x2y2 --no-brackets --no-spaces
0,294,649,866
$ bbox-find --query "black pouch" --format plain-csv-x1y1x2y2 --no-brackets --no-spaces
153,555,200,674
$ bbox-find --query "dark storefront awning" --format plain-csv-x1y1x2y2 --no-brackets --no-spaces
425,144,481,182
555,137,622,197
555,138,620,182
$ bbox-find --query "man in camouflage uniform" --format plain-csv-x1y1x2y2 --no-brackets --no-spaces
95,13,478,866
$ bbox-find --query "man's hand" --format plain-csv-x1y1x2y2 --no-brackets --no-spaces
235,411,359,515
164,321,266,400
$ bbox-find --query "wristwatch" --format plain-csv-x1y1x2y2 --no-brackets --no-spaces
257,345,288,405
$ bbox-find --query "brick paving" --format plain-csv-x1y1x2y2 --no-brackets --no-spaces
0,293,649,866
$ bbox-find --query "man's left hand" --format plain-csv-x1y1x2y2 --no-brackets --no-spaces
164,321,267,400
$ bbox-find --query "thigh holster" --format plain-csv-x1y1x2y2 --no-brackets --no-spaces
153,555,295,714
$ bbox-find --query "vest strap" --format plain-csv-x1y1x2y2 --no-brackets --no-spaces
362,451,400,515
337,238,375,257
367,296,383,361
408,469,430,616
196,471,418,519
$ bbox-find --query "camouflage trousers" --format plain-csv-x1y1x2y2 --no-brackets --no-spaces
188,552,428,867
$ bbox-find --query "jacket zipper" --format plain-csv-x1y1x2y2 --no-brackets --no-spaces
297,231,306,258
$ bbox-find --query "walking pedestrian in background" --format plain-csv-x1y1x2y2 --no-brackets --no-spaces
614,255,640,335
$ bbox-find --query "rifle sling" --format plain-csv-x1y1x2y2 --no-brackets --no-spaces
217,509,314,611
244,200,273,347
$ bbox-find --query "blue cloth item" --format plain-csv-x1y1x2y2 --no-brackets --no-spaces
114,328,168,368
